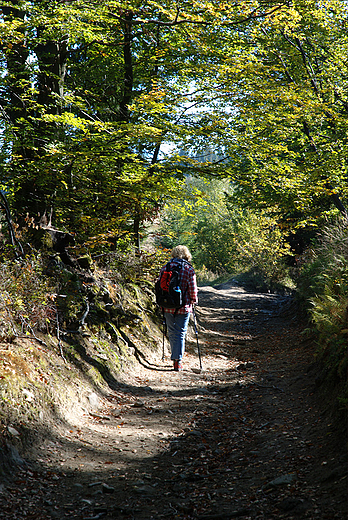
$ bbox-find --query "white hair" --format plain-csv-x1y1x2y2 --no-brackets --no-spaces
171,245,192,262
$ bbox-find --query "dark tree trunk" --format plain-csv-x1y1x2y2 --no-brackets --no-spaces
1,3,30,147
133,213,141,251
35,36,68,115
118,11,133,123
34,31,68,153
1,4,69,223
118,11,142,250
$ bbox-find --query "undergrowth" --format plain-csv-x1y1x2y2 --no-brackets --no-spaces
297,218,348,415
0,246,167,342
0,246,164,446
0,255,56,341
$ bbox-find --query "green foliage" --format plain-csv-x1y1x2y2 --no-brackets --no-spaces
218,1,348,227
0,0,198,244
0,256,56,339
98,246,169,286
3,0,346,252
0,0,347,260
297,218,348,396
158,176,291,288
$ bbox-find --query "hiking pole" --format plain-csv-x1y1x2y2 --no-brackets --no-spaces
162,310,166,361
192,306,202,370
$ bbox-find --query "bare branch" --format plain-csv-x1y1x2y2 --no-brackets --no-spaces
110,4,288,29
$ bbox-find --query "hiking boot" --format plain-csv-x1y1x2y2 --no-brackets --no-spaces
173,360,183,372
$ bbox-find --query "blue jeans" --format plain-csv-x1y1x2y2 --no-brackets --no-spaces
165,312,190,361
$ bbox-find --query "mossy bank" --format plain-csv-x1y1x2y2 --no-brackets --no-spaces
0,252,165,482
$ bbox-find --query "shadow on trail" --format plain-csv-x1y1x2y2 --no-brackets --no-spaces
195,282,292,340
1,282,346,520
63,336,174,402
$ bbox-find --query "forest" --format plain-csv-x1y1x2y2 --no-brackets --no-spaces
0,0,347,447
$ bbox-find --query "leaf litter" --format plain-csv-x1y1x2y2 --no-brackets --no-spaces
0,280,346,519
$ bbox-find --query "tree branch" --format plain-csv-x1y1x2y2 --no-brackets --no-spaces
110,4,288,28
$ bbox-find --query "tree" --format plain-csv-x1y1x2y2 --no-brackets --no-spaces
159,176,290,284
214,0,348,232
0,0,291,252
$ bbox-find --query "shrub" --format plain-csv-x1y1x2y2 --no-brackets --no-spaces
158,176,292,288
297,218,348,409
0,255,56,340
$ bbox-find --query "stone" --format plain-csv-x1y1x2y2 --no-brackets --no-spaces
133,484,155,495
72,483,84,491
22,389,35,401
101,483,115,493
7,426,20,437
278,497,312,514
88,392,101,410
267,472,298,487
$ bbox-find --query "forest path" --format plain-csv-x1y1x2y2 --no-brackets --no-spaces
1,281,347,519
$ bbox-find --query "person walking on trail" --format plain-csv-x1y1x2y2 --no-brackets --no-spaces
157,245,198,372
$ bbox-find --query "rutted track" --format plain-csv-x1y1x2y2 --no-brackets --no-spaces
0,281,346,519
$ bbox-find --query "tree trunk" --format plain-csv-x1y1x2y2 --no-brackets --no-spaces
133,213,141,252
35,36,68,115
1,3,30,146
118,11,133,123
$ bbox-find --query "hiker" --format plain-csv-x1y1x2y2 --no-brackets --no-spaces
157,245,198,371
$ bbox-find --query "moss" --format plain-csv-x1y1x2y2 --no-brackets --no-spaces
77,255,93,269
0,250,165,447
92,301,111,321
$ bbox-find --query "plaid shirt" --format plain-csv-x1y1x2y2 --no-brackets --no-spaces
158,258,198,314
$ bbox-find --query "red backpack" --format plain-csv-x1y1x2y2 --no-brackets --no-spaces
155,259,187,309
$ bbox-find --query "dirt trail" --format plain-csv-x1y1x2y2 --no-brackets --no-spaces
1,281,347,519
